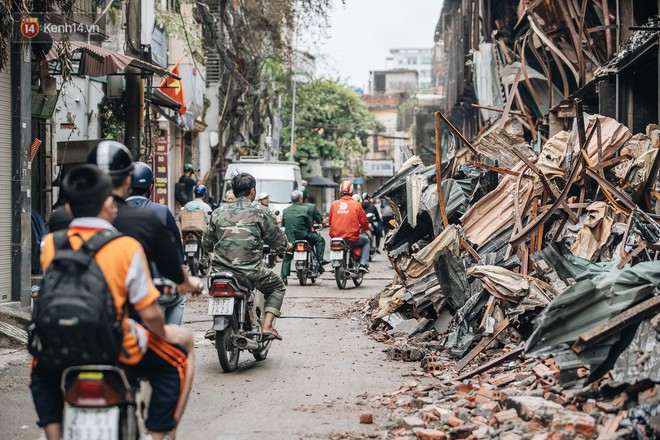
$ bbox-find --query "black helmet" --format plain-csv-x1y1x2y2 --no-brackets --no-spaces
87,140,134,177
131,161,153,189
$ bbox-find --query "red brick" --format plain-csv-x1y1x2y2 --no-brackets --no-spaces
478,401,500,412
457,383,475,393
415,428,447,440
532,363,554,378
489,373,517,387
447,416,465,427
494,408,519,424
475,387,495,403
550,410,596,437
359,413,373,424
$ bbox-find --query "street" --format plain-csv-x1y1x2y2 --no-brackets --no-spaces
3,249,416,440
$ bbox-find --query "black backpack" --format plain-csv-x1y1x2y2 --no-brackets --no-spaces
175,181,189,205
28,230,125,369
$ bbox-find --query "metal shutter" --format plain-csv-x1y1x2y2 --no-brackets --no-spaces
0,72,12,302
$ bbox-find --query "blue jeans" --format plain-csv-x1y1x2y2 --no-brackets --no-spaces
349,235,370,266
158,293,186,326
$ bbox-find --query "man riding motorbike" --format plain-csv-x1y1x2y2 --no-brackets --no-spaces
202,172,291,341
126,161,188,325
361,193,383,253
48,141,202,296
329,181,371,273
31,165,195,440
280,190,328,285
183,184,213,223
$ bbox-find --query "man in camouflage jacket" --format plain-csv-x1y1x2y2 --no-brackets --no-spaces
203,172,291,340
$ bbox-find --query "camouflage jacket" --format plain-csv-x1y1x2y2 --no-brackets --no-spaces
202,197,288,273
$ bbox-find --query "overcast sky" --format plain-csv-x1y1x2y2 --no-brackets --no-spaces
299,0,442,91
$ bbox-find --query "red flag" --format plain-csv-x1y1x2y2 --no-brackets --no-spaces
159,60,187,116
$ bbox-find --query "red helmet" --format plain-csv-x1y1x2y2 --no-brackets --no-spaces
339,180,354,195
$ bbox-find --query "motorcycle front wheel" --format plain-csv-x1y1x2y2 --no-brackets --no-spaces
216,314,240,372
253,341,271,362
335,265,347,289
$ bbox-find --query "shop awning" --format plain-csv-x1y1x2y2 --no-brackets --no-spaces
46,41,180,79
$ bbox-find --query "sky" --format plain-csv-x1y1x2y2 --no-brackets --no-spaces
299,0,443,91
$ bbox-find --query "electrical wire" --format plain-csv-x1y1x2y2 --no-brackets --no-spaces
176,0,206,82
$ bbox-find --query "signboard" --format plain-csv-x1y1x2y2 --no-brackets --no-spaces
363,160,394,177
153,130,169,206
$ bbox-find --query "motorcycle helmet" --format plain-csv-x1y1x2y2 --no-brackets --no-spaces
339,180,354,195
194,184,207,197
131,161,153,190
257,192,269,201
352,194,361,203
184,163,194,172
87,140,134,177
362,192,370,201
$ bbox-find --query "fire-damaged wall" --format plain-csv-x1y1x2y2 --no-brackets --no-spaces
437,0,660,144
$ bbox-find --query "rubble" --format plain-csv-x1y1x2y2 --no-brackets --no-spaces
360,106,660,438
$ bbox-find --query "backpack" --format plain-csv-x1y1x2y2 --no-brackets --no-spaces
28,230,125,369
175,182,189,205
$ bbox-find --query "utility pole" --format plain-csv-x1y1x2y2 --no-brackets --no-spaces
124,0,143,155
289,9,298,161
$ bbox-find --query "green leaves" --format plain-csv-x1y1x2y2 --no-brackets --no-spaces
281,79,380,176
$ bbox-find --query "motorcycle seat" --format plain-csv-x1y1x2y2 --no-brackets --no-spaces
211,272,255,292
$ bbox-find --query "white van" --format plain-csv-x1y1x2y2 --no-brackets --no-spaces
221,157,303,219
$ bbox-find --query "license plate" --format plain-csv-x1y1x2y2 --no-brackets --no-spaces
185,243,198,252
63,407,119,440
293,252,307,261
330,251,343,260
208,297,234,315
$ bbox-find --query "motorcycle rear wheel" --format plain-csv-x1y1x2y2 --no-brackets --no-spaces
352,272,363,287
297,269,307,286
216,314,240,372
188,256,199,277
335,266,347,289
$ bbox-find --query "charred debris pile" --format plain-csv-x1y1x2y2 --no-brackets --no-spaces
360,103,660,439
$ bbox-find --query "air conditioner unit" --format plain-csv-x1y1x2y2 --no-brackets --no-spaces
107,75,124,99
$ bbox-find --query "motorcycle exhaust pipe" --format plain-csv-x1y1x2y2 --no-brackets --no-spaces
234,335,260,350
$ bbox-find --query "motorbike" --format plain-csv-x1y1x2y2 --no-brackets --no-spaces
153,277,184,326
207,272,273,372
329,237,365,289
60,364,143,440
183,231,211,277
293,224,323,286
263,244,276,269
365,213,378,261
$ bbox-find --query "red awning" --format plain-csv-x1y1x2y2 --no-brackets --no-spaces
46,41,180,79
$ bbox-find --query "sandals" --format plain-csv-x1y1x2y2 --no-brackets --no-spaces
261,329,283,341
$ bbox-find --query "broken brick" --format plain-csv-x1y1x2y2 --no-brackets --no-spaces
447,415,465,427
489,373,517,387
550,410,596,437
414,428,447,440
493,408,519,424
359,413,373,424
402,416,426,428
532,363,554,378
505,396,562,421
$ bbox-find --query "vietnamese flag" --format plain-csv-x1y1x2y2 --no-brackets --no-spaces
159,59,187,116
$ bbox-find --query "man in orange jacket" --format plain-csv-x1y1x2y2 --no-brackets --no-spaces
329,180,372,273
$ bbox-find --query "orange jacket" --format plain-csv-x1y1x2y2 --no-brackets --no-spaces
329,195,370,241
